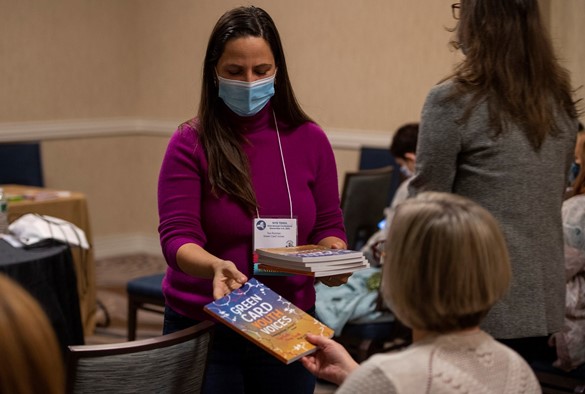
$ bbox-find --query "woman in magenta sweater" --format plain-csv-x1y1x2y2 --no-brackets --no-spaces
158,6,347,394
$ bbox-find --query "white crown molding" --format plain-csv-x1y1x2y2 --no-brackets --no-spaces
0,118,173,142
0,118,391,149
325,127,391,149
93,233,163,260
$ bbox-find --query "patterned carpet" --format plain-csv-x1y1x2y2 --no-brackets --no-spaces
86,254,167,344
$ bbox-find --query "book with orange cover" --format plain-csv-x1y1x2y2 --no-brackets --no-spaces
203,278,333,364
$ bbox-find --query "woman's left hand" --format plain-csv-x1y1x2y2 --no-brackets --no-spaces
212,260,248,300
301,333,359,386
317,236,352,286
318,236,347,250
320,274,351,287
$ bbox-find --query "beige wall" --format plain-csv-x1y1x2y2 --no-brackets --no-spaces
42,135,168,239
548,0,585,103
2,0,584,256
0,0,139,120
0,0,459,125
131,0,461,130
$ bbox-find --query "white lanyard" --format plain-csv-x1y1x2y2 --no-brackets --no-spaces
252,111,298,260
255,111,293,219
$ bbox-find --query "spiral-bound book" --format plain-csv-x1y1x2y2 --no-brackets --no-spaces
203,278,333,364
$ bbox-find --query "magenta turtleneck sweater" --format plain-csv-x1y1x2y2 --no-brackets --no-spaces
158,102,346,321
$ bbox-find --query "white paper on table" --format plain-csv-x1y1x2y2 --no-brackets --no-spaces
0,233,25,248
8,213,89,249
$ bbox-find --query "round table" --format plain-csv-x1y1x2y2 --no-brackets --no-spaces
0,239,84,354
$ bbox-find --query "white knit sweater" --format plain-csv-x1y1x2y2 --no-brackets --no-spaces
337,330,541,393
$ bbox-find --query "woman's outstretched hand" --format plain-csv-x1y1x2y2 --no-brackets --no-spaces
212,260,248,300
301,333,359,386
317,236,352,287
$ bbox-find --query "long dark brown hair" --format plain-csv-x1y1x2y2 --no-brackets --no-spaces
449,0,580,149
194,6,312,213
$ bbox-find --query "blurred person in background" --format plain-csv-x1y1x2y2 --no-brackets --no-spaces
551,132,585,371
568,122,585,188
362,123,419,266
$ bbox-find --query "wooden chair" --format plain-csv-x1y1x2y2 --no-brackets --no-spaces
126,273,166,341
341,166,394,250
66,321,214,394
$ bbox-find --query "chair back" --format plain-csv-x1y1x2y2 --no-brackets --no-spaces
0,142,44,186
341,166,393,250
358,146,394,170
66,321,214,394
358,146,403,206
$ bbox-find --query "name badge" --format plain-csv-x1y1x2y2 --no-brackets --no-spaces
253,218,298,250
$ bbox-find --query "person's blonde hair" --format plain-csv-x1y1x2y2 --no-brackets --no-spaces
382,192,511,333
0,274,64,394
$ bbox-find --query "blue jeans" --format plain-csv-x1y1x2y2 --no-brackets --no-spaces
163,306,317,394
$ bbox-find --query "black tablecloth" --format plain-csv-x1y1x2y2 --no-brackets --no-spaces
0,239,84,353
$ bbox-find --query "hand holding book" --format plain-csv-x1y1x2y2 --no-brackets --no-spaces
320,238,353,286
319,273,351,287
301,333,360,386
212,260,248,299
204,278,334,364
178,244,248,299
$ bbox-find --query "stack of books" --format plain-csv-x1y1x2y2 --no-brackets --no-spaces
254,244,369,277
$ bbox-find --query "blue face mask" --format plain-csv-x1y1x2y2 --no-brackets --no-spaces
217,74,275,117
569,162,581,184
